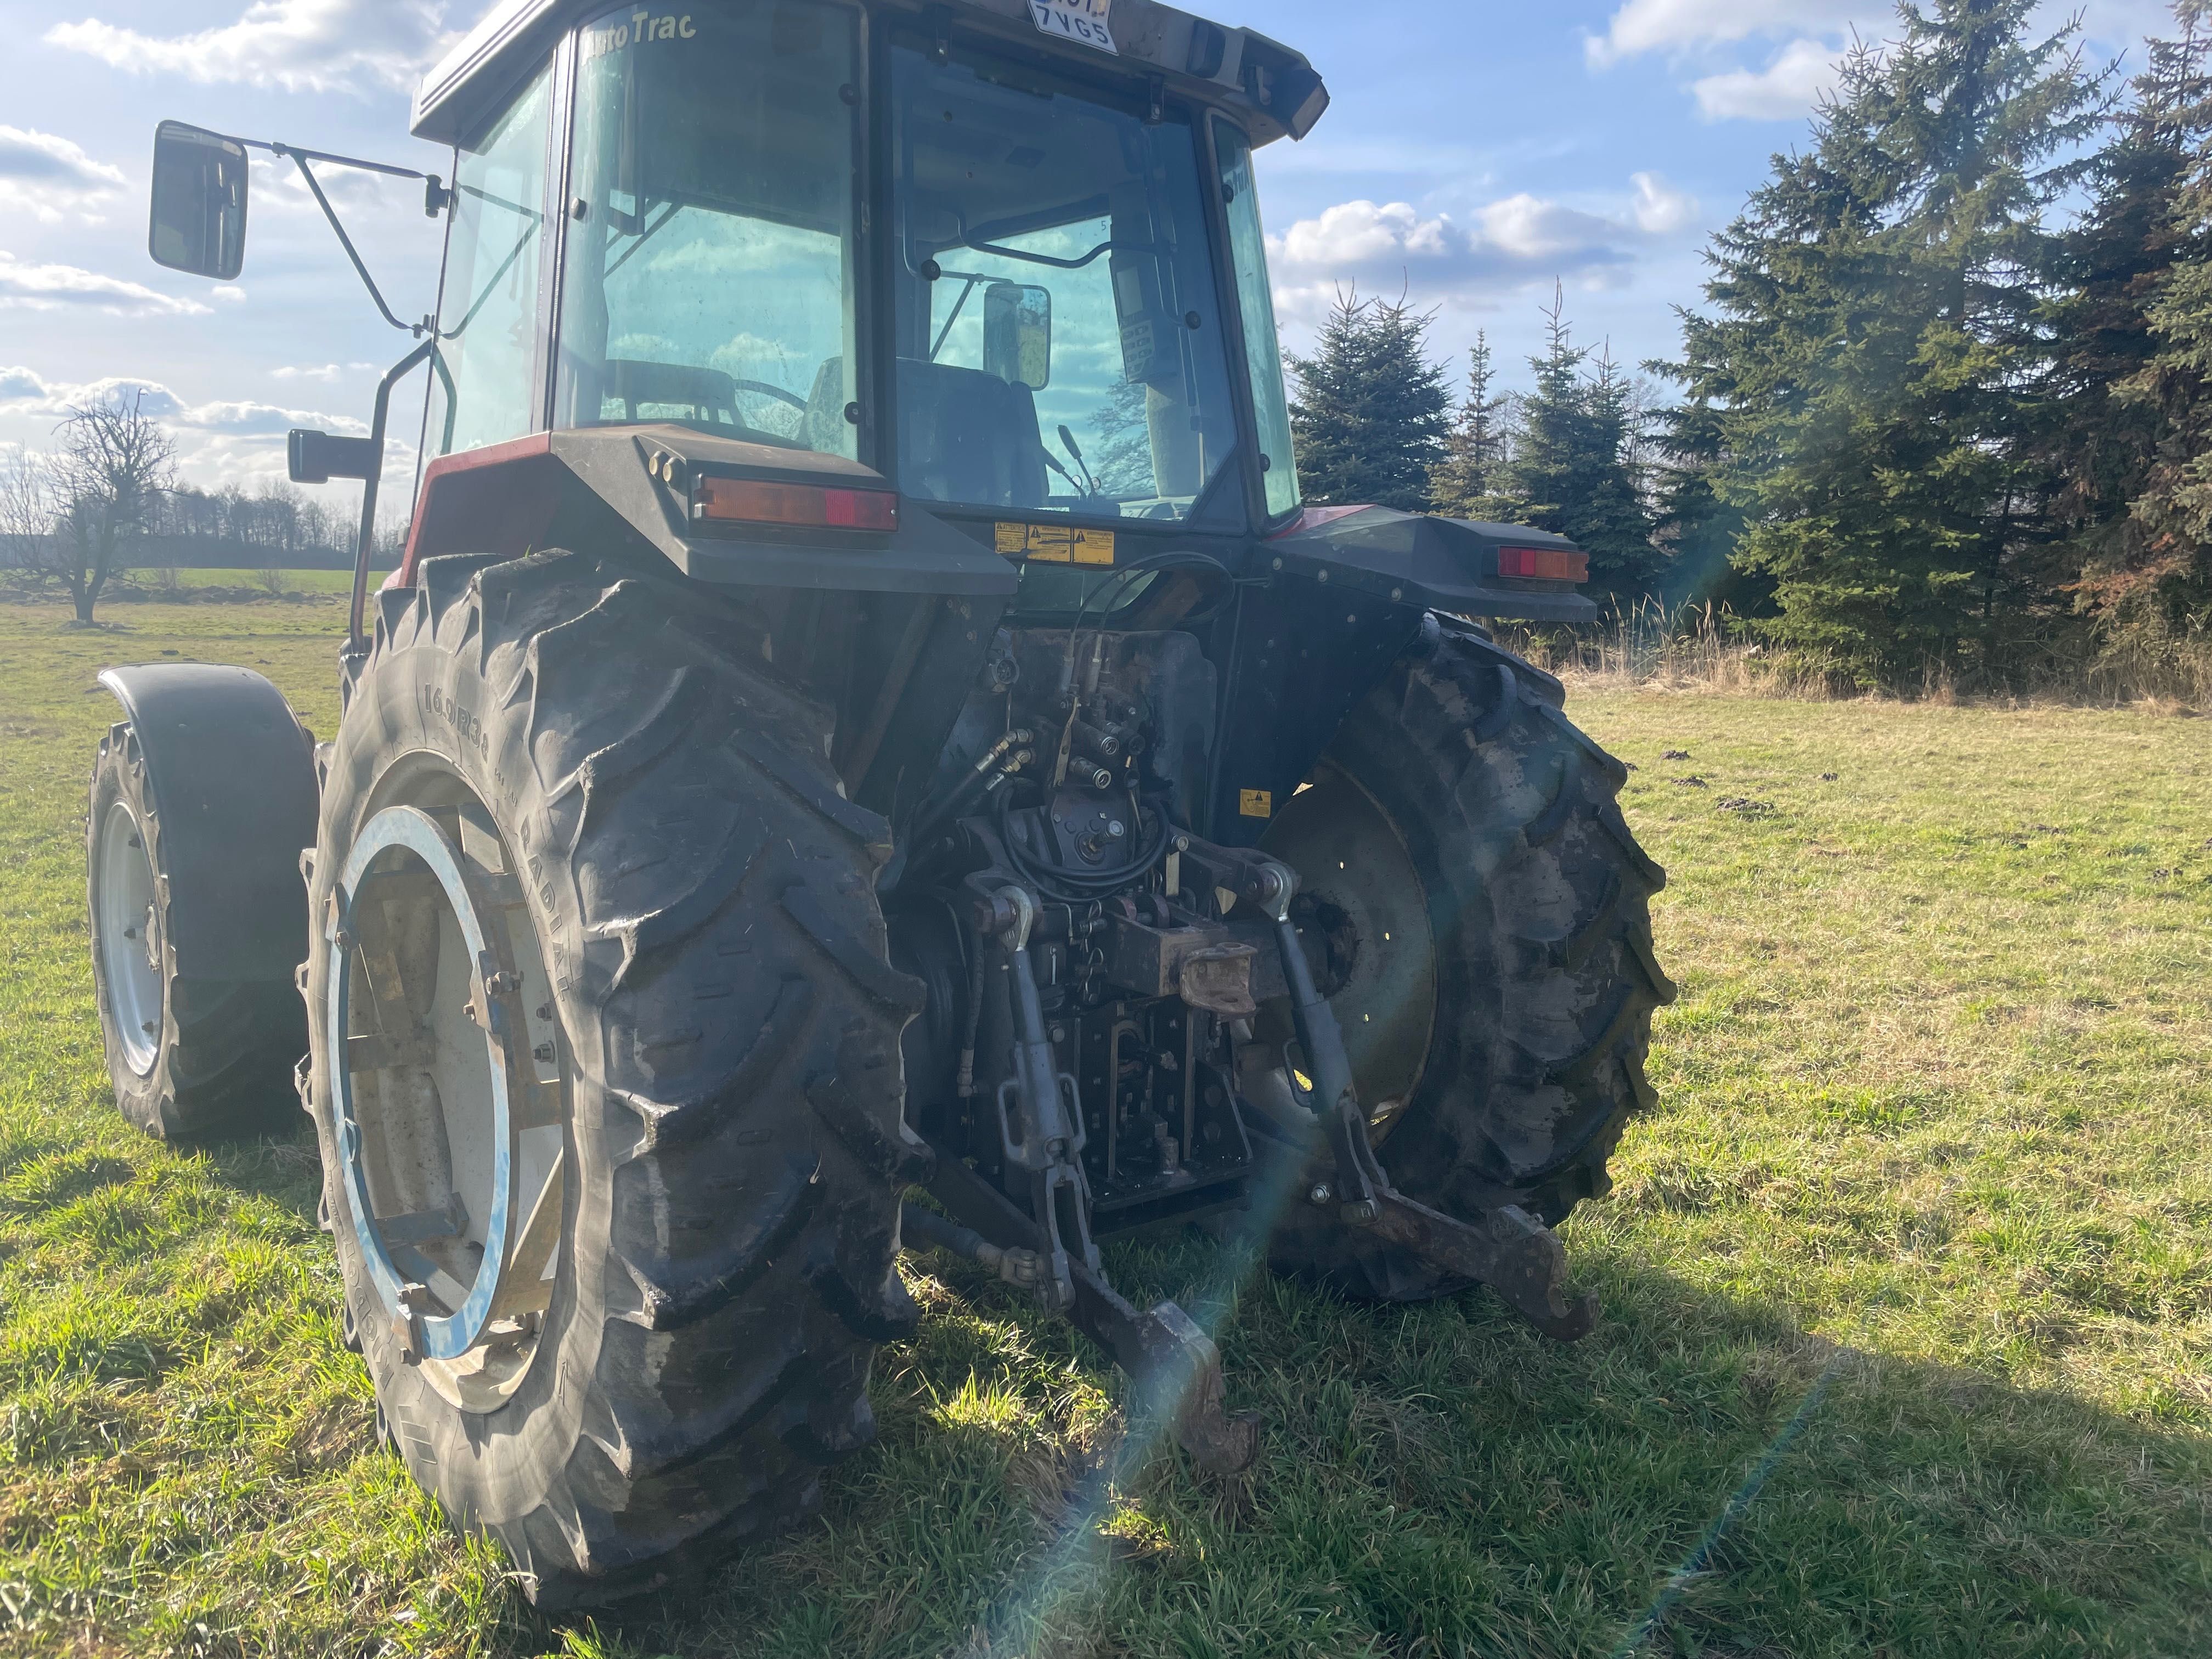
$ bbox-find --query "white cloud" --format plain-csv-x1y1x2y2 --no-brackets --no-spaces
0,367,184,417
0,365,363,437
46,0,456,95
1477,195,1623,262
1587,0,1859,66
1692,37,1843,120
1266,173,1699,304
175,397,366,436
212,284,248,303
0,366,61,405
0,126,128,223
1631,171,1699,233
0,253,210,317
0,363,388,499
1276,200,1455,268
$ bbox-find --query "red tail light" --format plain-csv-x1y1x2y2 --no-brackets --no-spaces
1498,545,1588,583
694,477,899,532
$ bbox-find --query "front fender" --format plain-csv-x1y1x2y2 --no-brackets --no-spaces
97,664,320,983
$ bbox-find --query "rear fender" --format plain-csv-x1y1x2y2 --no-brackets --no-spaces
97,665,320,982
399,426,1017,601
1268,506,1600,625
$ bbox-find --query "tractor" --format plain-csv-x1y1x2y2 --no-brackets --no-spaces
89,0,1672,1606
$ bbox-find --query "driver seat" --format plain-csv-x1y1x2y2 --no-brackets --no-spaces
601,359,745,426
897,359,1048,510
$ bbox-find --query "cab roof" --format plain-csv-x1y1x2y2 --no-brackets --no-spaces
412,0,1328,149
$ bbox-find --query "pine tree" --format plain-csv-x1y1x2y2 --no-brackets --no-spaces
1429,332,1510,518
1287,289,1451,510
1488,289,1657,607
1573,347,1660,603
2104,2,2212,627
1671,0,2108,682
1646,391,1757,612
2046,3,2212,629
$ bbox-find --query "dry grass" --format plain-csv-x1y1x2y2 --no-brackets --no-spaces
1496,602,2212,709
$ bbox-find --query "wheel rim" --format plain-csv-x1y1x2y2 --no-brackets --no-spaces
95,801,163,1076
325,797,566,1411
1256,761,1438,1141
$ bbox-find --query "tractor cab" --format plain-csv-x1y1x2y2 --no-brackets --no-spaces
411,0,1321,541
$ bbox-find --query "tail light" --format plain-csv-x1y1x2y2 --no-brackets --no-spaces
693,476,899,532
1498,545,1588,583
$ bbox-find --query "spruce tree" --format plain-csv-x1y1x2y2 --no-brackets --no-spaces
1429,332,1510,518
1287,289,1451,510
2046,2,2212,629
1671,0,2107,682
1574,348,1661,604
1646,391,1757,612
2108,2,2212,626
1488,290,1657,608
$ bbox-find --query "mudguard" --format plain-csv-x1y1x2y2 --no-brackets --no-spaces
1268,506,1602,625
97,665,319,982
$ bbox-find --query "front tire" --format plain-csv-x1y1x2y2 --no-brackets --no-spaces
306,551,922,1605
88,725,305,1139
1256,618,1675,1302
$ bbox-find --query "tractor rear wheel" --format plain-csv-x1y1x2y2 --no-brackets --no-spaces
1253,617,1675,1302
303,550,921,1606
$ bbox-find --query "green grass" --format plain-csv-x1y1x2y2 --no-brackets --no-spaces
1,597,2207,1657
1,570,378,606
112,568,364,593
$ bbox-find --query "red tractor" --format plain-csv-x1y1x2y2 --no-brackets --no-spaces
89,0,1669,1605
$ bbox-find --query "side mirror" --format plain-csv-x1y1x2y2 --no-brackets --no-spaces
149,121,250,281
984,282,1052,391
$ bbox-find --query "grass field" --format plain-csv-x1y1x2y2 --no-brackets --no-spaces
0,595,2207,1658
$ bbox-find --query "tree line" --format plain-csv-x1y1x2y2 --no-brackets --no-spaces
1289,0,2212,687
0,391,388,623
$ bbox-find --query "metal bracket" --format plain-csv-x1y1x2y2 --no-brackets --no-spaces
978,887,1100,1312
921,1142,1259,1475
1254,855,1597,1341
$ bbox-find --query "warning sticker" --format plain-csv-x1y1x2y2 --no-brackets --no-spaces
996,523,1116,565
1239,789,1273,819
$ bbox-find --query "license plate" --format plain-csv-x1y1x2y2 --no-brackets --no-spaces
1029,0,1118,54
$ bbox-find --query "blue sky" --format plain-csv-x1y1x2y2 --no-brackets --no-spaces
0,0,2179,511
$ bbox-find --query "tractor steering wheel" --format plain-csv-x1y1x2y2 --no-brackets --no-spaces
731,379,810,413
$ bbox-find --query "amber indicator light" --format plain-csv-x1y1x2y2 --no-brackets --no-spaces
693,476,899,532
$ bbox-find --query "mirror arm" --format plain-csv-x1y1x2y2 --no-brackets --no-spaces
929,275,985,362
278,147,429,337
239,137,431,185
347,339,439,664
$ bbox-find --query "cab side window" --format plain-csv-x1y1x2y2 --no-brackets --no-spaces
429,65,552,456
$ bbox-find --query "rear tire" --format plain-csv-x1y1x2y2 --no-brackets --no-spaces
306,551,923,1606
87,727,304,1139
1257,618,1675,1302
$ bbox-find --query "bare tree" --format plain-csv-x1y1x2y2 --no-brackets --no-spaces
0,448,59,591
52,390,177,624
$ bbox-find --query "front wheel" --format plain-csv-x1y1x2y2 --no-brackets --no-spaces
306,551,921,1605
1254,619,1675,1302
87,719,305,1139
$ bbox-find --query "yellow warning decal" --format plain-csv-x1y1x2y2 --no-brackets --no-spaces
995,523,1116,565
1239,789,1273,819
